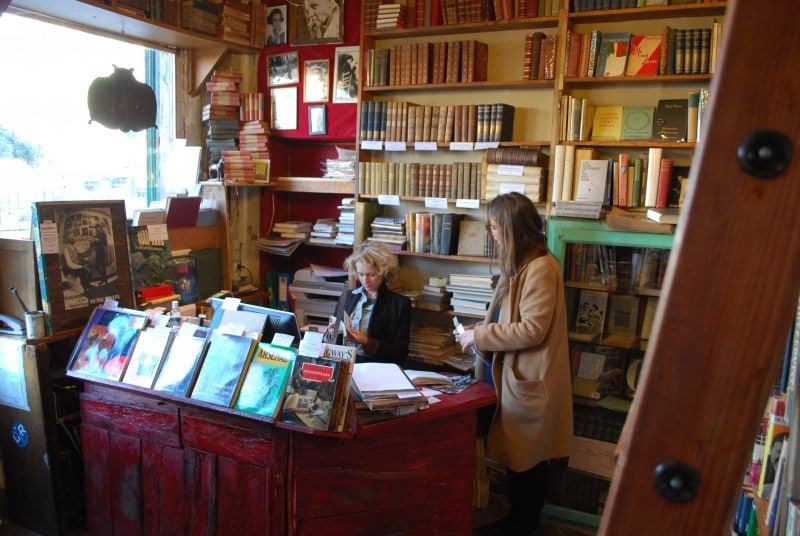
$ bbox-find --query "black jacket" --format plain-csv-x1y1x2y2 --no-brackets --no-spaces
341,283,411,366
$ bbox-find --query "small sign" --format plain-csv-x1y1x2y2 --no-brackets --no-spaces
378,195,401,206
424,197,448,209
449,142,474,151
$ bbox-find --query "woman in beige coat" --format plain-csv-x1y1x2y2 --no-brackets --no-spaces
456,192,573,536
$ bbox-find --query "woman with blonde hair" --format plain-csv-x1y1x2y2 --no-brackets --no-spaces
338,241,411,365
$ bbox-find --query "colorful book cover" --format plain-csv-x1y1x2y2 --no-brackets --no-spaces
190,331,256,407
625,35,661,76
280,353,345,431
152,324,211,396
591,105,624,142
233,343,297,418
167,254,200,304
66,305,148,381
596,32,631,77
127,224,171,291
121,327,174,388
620,106,655,141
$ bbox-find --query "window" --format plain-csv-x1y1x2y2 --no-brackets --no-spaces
0,14,195,239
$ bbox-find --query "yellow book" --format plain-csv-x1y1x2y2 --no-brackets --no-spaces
591,105,624,141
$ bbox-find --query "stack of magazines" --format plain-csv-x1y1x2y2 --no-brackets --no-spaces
253,235,303,256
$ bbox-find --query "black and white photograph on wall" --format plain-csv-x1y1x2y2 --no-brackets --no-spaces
266,5,287,45
271,86,298,130
333,46,359,103
309,105,326,135
289,0,343,45
304,59,330,102
268,51,300,87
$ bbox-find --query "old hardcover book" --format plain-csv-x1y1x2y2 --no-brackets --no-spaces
595,32,630,77
189,331,256,407
165,195,202,229
127,224,172,293
653,98,689,141
625,35,661,76
620,106,655,141
233,342,297,418
591,105,624,141
456,219,487,257
152,324,211,396
575,160,609,203
166,254,200,304
439,213,463,255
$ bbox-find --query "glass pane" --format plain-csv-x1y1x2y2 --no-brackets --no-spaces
0,14,177,238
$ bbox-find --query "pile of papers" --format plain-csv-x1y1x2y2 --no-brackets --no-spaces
351,362,427,414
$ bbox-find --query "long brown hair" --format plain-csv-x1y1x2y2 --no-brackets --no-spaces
487,192,548,299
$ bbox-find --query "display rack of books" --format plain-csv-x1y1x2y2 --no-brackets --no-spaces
358,6,558,328
545,215,674,525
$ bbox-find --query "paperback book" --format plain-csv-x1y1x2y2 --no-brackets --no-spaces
233,342,297,418
189,331,257,407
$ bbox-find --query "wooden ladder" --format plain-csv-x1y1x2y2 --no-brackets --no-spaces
600,0,800,533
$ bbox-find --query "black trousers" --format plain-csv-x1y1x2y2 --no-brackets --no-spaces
507,460,549,532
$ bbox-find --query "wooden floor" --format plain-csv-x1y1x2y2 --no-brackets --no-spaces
1,490,593,536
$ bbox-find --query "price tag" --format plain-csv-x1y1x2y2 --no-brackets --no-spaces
456,199,481,209
424,197,448,209
384,141,407,151
361,140,383,151
449,142,474,151
378,195,400,206
414,141,437,151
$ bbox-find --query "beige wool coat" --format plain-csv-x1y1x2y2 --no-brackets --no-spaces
474,253,574,472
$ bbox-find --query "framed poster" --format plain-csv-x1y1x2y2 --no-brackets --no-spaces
303,59,329,103
266,5,287,45
308,105,327,135
333,46,359,103
32,200,134,334
267,51,300,87
289,0,344,45
271,86,298,130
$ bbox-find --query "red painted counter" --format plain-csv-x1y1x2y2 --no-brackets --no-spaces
78,381,495,535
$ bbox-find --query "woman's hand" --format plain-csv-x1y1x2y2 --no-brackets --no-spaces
454,325,476,354
346,326,368,346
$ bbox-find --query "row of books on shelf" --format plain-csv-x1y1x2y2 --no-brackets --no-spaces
565,243,669,293
522,32,558,80
368,215,497,260
565,23,723,80
363,0,562,33
551,146,689,212
572,0,724,13
562,92,710,144
359,161,483,200
567,287,660,351
180,0,268,46
734,301,798,536
365,39,488,87
359,101,514,144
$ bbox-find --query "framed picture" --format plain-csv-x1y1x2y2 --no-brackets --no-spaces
333,46,359,103
308,105,327,135
265,5,287,46
289,0,344,45
32,200,134,334
66,305,148,382
267,51,300,87
304,59,330,103
271,86,298,130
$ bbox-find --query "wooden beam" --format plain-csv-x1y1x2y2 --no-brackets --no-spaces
601,0,800,533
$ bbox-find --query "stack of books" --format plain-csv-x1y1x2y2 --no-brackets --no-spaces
416,281,452,312
375,3,406,29
335,198,356,246
407,324,461,367
308,218,339,245
367,216,406,251
447,273,495,317
271,220,312,240
220,149,255,183
204,70,242,165
350,362,427,415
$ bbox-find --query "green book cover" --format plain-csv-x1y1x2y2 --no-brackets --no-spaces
620,106,655,141
234,343,297,418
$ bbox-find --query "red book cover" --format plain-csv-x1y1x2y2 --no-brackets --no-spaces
655,158,674,209
165,196,202,229
626,35,662,76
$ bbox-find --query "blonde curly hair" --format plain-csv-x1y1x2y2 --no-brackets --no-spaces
343,241,399,285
